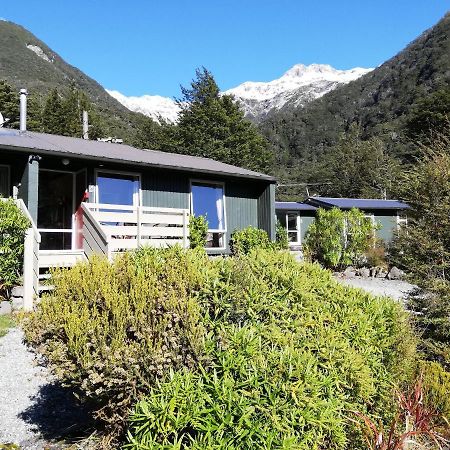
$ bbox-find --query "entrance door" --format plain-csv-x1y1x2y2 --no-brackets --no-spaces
38,170,74,250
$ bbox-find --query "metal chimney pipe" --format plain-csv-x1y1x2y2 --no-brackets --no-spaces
82,110,89,140
19,89,28,132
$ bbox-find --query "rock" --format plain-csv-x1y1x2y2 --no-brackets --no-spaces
387,266,405,280
11,297,24,311
0,301,12,315
357,267,370,278
343,266,356,278
11,286,24,298
377,270,388,278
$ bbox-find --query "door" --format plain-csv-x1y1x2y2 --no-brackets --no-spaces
37,170,74,250
286,213,301,247
0,165,10,197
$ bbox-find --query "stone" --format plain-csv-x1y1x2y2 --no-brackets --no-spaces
0,301,12,315
343,266,357,278
11,297,24,311
357,267,371,278
11,286,24,298
387,266,405,280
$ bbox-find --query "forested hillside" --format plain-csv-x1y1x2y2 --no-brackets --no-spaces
260,13,450,198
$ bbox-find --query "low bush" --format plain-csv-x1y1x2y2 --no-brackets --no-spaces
230,226,272,255
0,198,30,298
24,247,213,436
304,207,378,270
188,214,208,250
127,250,416,449
275,219,289,250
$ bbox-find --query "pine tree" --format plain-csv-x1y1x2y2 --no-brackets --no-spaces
0,80,19,128
42,88,64,134
175,68,273,172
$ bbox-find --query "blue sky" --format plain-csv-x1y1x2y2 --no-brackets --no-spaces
2,1,449,97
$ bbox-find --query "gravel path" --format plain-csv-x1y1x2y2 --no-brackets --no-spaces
0,328,93,449
335,276,417,301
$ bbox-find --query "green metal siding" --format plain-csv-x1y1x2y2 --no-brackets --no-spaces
258,183,276,240
141,170,189,209
300,214,315,242
374,214,398,242
18,158,39,222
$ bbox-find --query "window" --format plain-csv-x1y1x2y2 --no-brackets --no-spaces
191,181,226,248
96,171,140,207
286,213,301,244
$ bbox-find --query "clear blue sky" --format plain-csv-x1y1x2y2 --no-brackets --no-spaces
2,1,449,97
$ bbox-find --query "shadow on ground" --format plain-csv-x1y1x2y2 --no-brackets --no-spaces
19,382,97,445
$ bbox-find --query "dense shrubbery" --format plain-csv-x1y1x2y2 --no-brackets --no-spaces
304,207,377,270
25,247,416,448
230,226,273,255
0,198,30,298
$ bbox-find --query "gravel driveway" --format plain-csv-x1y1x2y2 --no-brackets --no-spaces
0,328,93,449
335,275,417,302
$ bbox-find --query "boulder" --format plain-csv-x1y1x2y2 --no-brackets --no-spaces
11,286,24,298
357,267,371,278
343,266,357,278
11,297,24,311
0,301,12,315
387,266,405,280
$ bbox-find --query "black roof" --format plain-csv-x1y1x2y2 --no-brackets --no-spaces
306,197,409,210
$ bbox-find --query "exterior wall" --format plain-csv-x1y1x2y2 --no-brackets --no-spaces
18,157,39,222
258,183,276,241
370,210,399,242
300,214,315,242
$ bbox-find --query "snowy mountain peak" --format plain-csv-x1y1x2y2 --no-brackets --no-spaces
107,63,373,123
106,89,180,123
223,63,373,118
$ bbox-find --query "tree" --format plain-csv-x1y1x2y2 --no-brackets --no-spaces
392,131,450,369
42,88,64,134
322,123,401,198
175,68,273,172
0,80,19,128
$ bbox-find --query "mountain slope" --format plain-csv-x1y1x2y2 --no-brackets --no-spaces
224,64,372,120
260,13,450,165
0,20,145,141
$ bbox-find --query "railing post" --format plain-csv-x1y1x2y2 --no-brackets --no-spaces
137,205,141,247
22,228,35,311
183,211,188,248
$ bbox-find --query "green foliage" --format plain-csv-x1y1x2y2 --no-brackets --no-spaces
126,250,416,449
23,247,210,434
0,315,15,338
230,226,272,255
304,207,377,269
321,124,401,198
188,215,208,250
419,360,450,421
0,198,30,297
275,219,289,250
175,68,273,173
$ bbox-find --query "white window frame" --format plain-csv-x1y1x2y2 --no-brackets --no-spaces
285,212,301,246
189,179,227,250
94,169,142,207
0,164,10,197
396,211,408,230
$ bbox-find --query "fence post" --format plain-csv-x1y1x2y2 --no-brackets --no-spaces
22,228,35,311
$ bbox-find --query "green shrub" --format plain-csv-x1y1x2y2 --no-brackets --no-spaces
304,207,377,270
419,360,450,421
0,198,30,298
23,246,213,435
126,250,416,449
275,219,289,250
230,226,272,255
188,214,208,249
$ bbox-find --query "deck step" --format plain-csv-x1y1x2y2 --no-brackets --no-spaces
39,250,87,269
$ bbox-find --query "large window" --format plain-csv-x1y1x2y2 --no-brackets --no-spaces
191,181,226,248
96,171,140,207
0,165,10,197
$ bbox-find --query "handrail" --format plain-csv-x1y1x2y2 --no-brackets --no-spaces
15,198,41,244
80,203,110,243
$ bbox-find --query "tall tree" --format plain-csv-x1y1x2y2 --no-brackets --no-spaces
42,88,64,134
175,68,273,172
322,123,400,198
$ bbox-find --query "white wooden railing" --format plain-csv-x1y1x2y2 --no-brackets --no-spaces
15,199,41,311
81,203,189,259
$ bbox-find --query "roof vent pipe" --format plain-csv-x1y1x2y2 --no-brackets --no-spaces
82,110,89,140
19,89,28,132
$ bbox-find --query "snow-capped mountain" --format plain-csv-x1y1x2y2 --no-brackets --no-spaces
106,90,180,123
223,64,373,120
107,64,372,123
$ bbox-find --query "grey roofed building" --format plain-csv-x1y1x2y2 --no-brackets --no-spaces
305,197,409,210
0,129,276,268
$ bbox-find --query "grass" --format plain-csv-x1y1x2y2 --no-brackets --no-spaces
0,314,15,338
